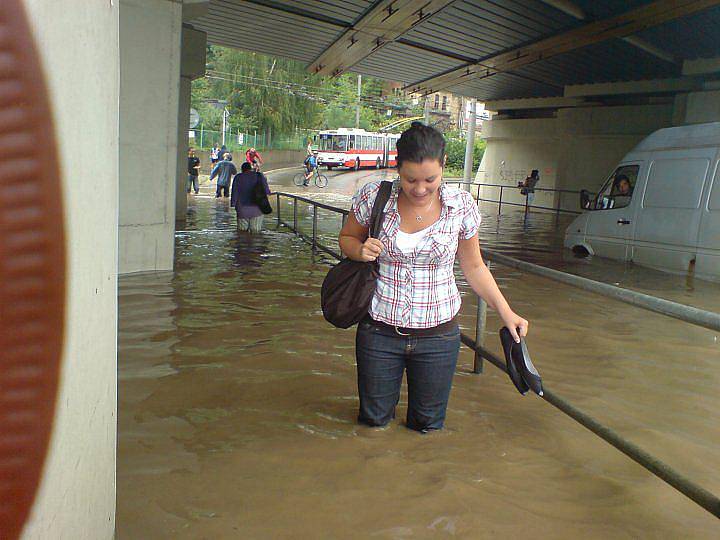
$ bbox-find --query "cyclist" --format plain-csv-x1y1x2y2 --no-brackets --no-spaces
245,147,264,172
303,151,318,186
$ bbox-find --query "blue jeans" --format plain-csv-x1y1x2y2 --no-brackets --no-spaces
355,320,460,432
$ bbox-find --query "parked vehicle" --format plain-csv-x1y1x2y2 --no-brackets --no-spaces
315,128,400,170
565,122,720,280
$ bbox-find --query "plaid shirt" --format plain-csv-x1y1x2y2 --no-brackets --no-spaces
352,180,481,328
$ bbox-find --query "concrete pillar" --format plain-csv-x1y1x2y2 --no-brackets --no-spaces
176,24,207,223
21,1,119,538
463,99,477,186
478,102,674,211
119,0,183,273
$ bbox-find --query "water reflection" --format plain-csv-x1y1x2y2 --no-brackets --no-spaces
117,177,720,539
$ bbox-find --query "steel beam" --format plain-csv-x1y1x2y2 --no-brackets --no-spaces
405,0,720,95
307,0,456,77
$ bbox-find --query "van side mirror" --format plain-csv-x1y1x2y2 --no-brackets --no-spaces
580,189,592,210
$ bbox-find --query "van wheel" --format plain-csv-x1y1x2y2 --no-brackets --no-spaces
354,158,360,171
571,245,590,258
375,158,381,169
327,165,333,170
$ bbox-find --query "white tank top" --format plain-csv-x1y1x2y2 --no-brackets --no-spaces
396,227,431,254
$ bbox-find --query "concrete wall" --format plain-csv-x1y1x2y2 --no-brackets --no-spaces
21,1,118,538
478,103,674,211
684,90,720,124
119,0,182,273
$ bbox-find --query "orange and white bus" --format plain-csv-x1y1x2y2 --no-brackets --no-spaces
316,128,400,170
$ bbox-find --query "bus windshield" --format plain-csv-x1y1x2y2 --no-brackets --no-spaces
319,134,348,151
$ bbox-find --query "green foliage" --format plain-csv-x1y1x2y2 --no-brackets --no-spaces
192,45,421,139
444,133,486,177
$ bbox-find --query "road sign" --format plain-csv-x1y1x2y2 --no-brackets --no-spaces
189,108,200,128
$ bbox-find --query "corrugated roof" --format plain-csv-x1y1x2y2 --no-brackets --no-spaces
194,0,720,101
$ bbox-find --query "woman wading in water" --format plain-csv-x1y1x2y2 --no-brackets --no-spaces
339,122,529,432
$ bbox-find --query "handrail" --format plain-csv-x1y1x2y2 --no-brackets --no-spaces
484,250,720,333
445,180,584,217
271,189,720,519
460,334,720,519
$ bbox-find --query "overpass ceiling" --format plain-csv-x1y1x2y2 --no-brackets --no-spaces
192,0,720,101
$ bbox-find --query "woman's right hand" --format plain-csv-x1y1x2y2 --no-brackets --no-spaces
358,238,384,261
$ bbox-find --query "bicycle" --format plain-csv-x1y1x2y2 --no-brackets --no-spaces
294,167,328,188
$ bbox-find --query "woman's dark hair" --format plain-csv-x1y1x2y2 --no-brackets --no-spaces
396,121,446,168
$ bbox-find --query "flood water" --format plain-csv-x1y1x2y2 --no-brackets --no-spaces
117,169,720,538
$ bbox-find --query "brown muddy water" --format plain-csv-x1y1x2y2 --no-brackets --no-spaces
118,173,720,538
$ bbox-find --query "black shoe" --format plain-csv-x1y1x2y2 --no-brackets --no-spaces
500,327,543,396
500,327,529,395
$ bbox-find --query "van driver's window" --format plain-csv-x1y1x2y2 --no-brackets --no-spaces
593,165,639,210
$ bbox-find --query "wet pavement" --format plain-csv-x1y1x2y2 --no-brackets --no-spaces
117,168,720,538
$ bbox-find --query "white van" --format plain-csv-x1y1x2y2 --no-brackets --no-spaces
564,122,720,280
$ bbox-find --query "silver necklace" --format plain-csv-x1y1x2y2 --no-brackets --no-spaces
408,193,437,222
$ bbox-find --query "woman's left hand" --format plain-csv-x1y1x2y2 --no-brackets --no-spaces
499,309,529,343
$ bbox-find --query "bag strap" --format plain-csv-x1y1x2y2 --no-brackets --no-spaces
368,181,393,239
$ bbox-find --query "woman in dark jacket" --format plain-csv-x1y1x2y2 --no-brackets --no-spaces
230,161,271,233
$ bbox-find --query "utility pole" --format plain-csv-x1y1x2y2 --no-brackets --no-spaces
424,94,431,125
463,99,477,188
355,74,362,129
221,108,229,146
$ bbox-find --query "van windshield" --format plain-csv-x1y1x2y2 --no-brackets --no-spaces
593,165,639,210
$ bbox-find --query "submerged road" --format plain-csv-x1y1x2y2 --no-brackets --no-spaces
117,175,720,538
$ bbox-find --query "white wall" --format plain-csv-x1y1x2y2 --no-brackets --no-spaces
119,0,182,273
21,1,118,538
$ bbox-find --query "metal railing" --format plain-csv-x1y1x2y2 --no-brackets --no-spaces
446,180,585,217
271,190,720,520
274,192,347,261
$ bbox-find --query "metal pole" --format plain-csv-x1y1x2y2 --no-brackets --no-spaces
463,99,477,188
424,94,430,125
199,124,204,148
355,74,362,129
484,249,720,332
312,205,318,251
524,190,529,217
221,109,227,146
498,186,503,215
473,297,487,374
293,197,297,232
276,193,281,227
460,334,720,519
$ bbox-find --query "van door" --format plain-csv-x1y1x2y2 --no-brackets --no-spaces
584,163,642,261
632,150,714,273
688,158,720,280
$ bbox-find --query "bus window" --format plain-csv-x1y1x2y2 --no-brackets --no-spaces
348,135,355,150
320,134,348,151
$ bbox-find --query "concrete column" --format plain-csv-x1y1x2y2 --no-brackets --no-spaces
21,1,119,538
463,99,477,186
119,0,183,273
176,24,207,223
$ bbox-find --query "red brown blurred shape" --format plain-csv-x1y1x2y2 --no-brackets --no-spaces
0,1,65,538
